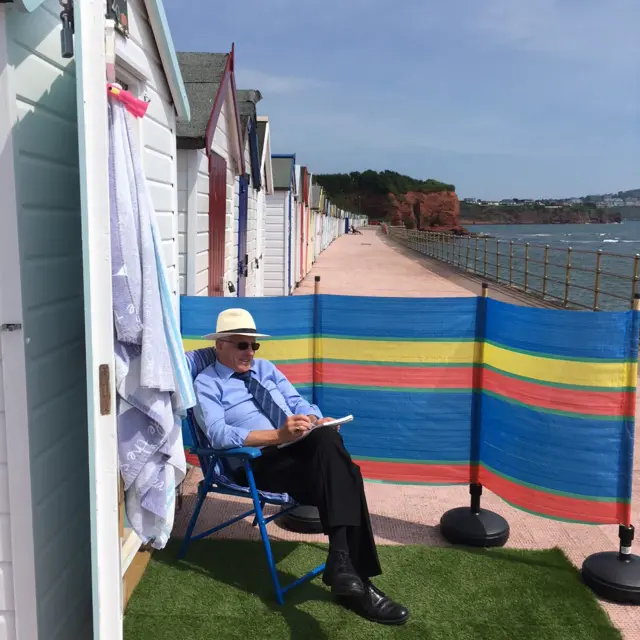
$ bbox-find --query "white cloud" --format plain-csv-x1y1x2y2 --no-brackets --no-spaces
464,0,638,70
236,69,328,95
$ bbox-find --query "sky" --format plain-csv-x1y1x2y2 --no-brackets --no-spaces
164,0,640,200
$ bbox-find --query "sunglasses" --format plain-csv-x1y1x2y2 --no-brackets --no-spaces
220,339,260,352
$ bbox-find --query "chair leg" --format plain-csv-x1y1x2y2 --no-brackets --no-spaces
178,464,216,560
244,461,285,605
252,499,265,527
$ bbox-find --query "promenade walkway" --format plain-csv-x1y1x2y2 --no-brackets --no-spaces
175,228,640,638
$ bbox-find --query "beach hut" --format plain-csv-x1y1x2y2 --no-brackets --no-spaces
311,183,323,258
293,163,302,285
177,50,245,297
0,0,189,637
264,154,297,295
255,116,274,296
298,166,312,282
236,89,264,297
306,169,315,273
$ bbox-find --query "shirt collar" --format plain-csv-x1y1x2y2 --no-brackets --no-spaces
214,360,257,381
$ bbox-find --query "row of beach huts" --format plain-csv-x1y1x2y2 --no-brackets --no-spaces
0,1,366,639
176,50,367,300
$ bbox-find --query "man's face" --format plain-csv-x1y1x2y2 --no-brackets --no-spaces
216,335,257,373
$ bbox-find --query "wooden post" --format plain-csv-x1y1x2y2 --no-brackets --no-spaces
509,241,514,286
594,250,602,311
564,247,572,307
542,245,549,299
631,254,640,309
465,235,471,271
483,237,488,277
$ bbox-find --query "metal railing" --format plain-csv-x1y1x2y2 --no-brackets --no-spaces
387,227,640,311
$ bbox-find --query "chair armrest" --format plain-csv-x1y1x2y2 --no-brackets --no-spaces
190,446,262,460
216,446,263,459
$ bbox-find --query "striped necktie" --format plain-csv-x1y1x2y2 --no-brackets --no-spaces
234,371,288,430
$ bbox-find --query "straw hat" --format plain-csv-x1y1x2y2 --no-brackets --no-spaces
204,308,270,340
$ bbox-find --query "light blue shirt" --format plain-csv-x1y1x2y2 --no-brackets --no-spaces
194,358,323,450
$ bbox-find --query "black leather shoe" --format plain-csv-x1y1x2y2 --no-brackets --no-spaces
339,582,409,625
322,550,365,597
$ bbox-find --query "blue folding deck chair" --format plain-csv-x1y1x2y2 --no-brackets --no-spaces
179,347,326,605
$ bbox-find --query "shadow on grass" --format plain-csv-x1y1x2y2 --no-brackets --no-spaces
458,545,580,573
155,538,333,639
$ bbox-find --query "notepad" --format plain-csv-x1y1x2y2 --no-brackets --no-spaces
277,415,354,449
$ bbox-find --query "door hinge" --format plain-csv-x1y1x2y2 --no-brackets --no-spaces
99,364,112,415
0,323,22,332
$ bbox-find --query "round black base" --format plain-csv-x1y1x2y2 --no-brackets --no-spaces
278,505,324,534
439,507,510,547
582,552,640,604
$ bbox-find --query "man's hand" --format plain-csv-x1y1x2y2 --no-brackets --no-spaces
315,417,340,431
278,414,312,444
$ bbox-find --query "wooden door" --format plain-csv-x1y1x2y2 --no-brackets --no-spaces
237,175,249,296
208,152,226,296
75,1,123,637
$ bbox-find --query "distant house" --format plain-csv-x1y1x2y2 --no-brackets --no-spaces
265,154,297,295
177,50,245,297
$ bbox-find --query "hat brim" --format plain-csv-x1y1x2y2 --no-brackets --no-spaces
203,331,270,340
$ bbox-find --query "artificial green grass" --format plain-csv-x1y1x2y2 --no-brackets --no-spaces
124,539,620,640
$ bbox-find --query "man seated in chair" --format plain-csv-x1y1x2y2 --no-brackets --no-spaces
193,308,409,626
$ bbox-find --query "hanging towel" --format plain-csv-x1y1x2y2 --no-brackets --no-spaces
109,100,196,549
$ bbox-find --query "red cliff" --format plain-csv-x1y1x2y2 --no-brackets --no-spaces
389,191,463,232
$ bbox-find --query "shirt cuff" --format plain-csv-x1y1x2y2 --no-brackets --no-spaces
233,427,254,449
306,406,323,420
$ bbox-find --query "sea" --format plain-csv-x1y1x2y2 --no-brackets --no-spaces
460,221,640,311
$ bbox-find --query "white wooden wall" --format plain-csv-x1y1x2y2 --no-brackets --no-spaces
264,192,288,296
212,97,239,298
1,1,183,638
178,148,209,296
255,188,265,296
177,152,187,294
119,0,179,307
2,2,93,637
192,150,210,296
244,136,259,297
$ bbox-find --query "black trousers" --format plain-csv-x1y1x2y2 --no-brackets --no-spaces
237,426,382,580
